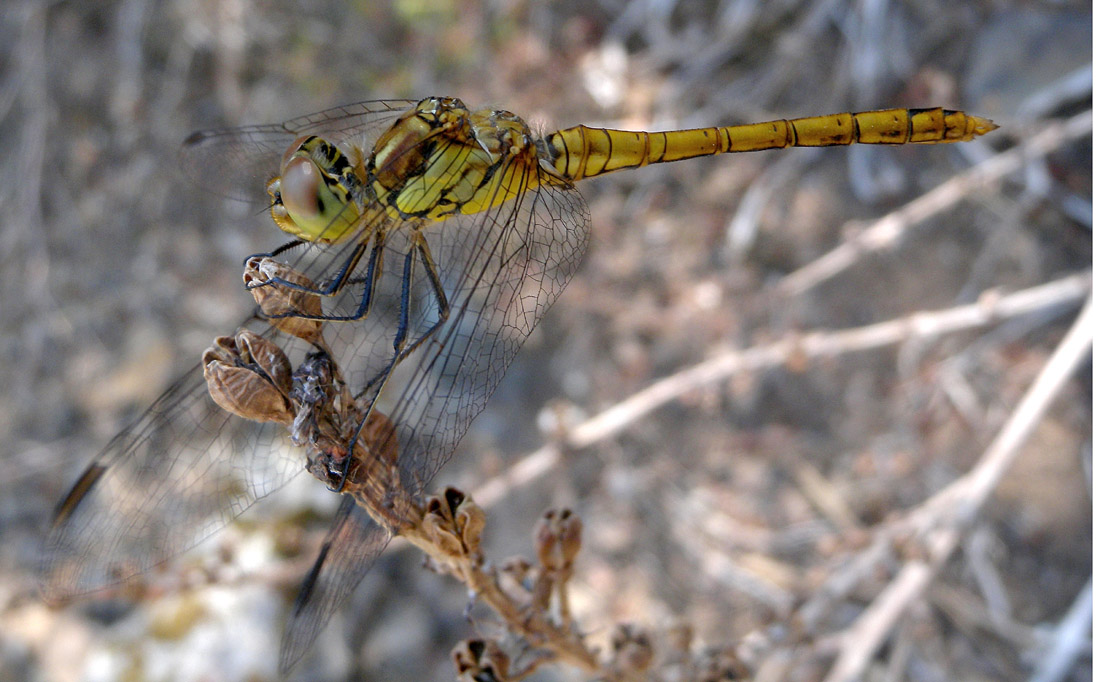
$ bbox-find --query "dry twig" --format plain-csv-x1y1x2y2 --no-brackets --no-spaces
473,272,1090,509
820,296,1092,682
776,110,1092,297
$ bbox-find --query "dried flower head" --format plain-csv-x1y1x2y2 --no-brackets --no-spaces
202,331,293,423
423,488,485,558
243,256,325,344
610,624,655,675
452,639,510,682
534,508,583,572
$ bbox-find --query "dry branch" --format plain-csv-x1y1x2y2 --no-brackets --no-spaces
473,272,1091,509
820,297,1093,682
776,110,1092,297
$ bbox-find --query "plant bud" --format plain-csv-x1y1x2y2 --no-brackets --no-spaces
423,490,465,558
610,624,655,675
243,256,324,343
202,331,293,423
449,489,485,554
452,639,509,682
533,508,583,572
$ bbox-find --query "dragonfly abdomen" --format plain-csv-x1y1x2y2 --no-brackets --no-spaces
544,107,997,181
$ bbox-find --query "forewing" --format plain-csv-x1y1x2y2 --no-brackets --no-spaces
260,155,589,670
388,174,589,490
178,99,417,203
297,157,590,493
279,496,392,672
49,100,589,667
40,320,303,601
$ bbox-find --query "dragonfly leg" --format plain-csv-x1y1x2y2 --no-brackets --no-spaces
355,232,450,397
248,239,370,304
263,235,390,325
245,238,305,264
330,233,451,493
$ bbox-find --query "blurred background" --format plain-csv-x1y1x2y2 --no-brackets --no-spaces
0,1,1090,681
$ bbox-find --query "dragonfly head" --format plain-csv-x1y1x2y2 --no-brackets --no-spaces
267,136,362,244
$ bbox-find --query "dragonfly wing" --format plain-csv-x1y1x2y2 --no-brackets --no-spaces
278,99,420,144
279,495,392,672
389,177,590,490
40,319,304,601
285,165,590,494
169,112,589,666
178,99,418,203
253,161,588,670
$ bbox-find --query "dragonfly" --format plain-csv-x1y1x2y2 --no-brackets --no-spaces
41,96,996,671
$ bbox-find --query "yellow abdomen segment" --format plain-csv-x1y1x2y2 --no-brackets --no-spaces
545,108,997,181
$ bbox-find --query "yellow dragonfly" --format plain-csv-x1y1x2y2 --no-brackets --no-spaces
41,97,995,670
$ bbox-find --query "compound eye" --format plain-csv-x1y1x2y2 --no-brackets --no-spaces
281,136,312,173
279,156,322,224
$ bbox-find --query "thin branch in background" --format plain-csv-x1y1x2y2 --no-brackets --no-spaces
1017,64,1092,121
474,271,1090,511
820,296,1093,682
1028,578,1093,682
775,110,1092,297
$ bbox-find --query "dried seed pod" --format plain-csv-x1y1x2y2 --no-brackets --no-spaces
243,256,325,343
451,489,486,555
423,489,467,558
452,639,510,682
202,331,293,424
335,410,401,491
419,489,484,558
610,624,655,675
533,508,583,572
287,352,345,443
697,645,749,682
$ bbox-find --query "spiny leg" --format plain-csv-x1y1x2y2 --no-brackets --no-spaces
356,231,450,399
244,203,389,308
331,232,451,492
247,238,370,306
324,245,416,492
267,235,389,324
247,238,305,263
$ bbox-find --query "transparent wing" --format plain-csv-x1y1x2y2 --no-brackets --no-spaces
39,318,307,601
271,163,589,495
279,496,392,672
178,99,418,202
260,156,589,669
384,175,590,491
52,101,590,667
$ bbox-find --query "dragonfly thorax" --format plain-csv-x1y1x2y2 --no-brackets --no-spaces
366,97,546,222
267,135,364,244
